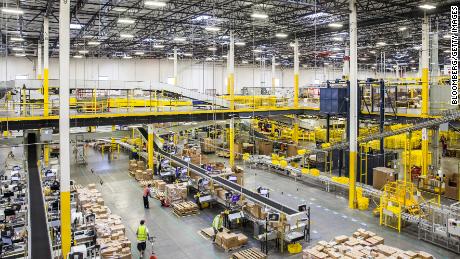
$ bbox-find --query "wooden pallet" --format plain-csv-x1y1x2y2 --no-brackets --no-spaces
172,201,199,216
154,191,165,200
222,244,245,253
231,248,267,259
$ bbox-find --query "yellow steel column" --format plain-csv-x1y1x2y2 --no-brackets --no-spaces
229,31,235,110
348,0,358,209
112,125,116,131
293,118,299,144
43,17,49,117
229,118,235,167
293,39,299,108
422,128,429,177
148,125,154,170
44,145,49,166
59,0,71,256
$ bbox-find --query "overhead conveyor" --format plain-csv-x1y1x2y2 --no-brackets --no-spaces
106,128,299,216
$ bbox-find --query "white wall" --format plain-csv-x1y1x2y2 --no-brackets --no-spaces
0,56,418,95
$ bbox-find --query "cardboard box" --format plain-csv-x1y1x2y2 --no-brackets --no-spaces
221,233,239,249
236,233,248,246
334,235,349,244
373,167,396,190
258,141,273,155
417,251,433,259
215,232,225,246
287,144,298,157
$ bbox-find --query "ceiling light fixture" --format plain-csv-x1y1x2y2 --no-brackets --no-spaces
328,23,343,28
251,13,268,19
419,4,436,10
135,51,145,55
120,33,134,38
153,44,165,48
173,37,186,42
117,18,135,24
15,53,26,57
332,37,343,41
12,47,24,51
1,8,24,15
399,26,407,31
241,60,249,64
87,41,101,46
123,55,133,59
78,50,89,54
376,42,386,46
113,7,128,12
144,1,167,7
332,47,341,51
443,34,451,39
73,55,83,58
235,42,246,46
252,49,262,53
70,24,83,29
10,37,24,42
204,26,220,32
444,50,451,53
183,53,193,57
208,46,217,51
275,32,288,38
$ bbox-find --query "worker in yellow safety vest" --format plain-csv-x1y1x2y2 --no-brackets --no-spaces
136,220,150,257
212,212,224,243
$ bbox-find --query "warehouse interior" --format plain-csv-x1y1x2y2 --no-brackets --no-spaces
0,0,459,258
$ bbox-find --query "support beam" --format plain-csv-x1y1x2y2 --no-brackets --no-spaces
148,124,154,170
59,0,71,257
44,145,49,166
37,42,42,79
421,13,430,177
229,31,235,110
293,39,299,108
343,47,350,80
229,118,235,167
173,47,178,86
348,0,358,209
43,17,49,117
293,117,299,144
272,56,276,95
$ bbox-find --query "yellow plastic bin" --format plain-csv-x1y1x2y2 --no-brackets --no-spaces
287,243,302,254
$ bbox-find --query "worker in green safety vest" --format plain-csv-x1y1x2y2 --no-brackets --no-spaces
136,220,150,257
212,212,224,243
131,146,139,159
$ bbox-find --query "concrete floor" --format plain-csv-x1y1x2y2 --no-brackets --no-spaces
69,146,460,259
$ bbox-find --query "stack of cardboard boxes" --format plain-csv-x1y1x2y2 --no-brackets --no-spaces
76,184,131,259
165,183,188,204
201,138,217,153
182,147,206,165
258,141,274,156
303,229,433,259
244,202,267,220
215,231,248,251
128,160,154,181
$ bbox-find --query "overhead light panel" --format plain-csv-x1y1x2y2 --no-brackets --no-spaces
73,55,83,58
144,1,167,7
411,67,417,70
193,15,211,21
183,53,193,57
123,55,133,59
235,42,246,46
376,42,386,46
135,51,145,55
15,53,26,57
252,49,262,53
328,23,343,28
443,34,451,39
332,37,343,41
118,18,135,24
70,24,83,29
12,47,24,51
120,33,134,38
153,44,165,48
398,26,407,31
204,26,220,32
10,37,24,42
419,4,436,10
87,41,101,46
332,47,341,51
251,13,268,19
222,55,228,58
1,8,24,15
275,32,288,38
173,37,186,42
167,57,175,60
444,50,451,53
241,60,249,64
78,50,89,54
113,7,128,12
208,46,217,51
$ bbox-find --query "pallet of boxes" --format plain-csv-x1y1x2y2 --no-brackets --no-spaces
182,147,206,165
302,229,434,259
215,231,248,252
128,159,154,182
153,179,166,199
76,184,132,259
201,137,216,154
165,182,188,204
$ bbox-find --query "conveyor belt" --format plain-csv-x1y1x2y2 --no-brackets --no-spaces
26,133,52,259
136,128,298,215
